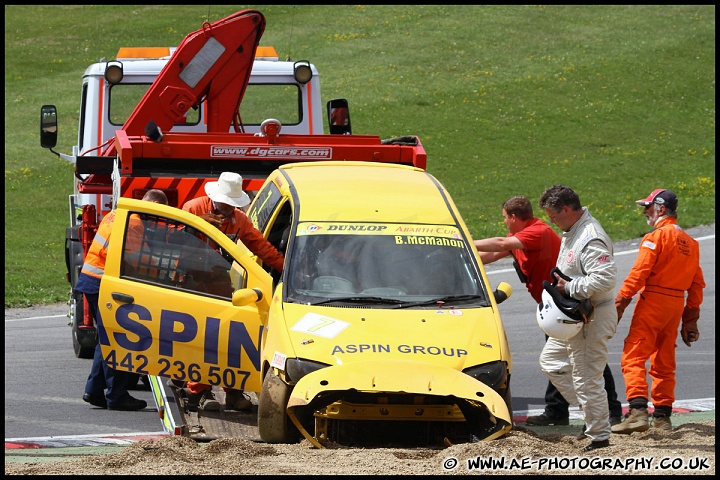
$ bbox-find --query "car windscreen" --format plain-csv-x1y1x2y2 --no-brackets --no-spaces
285,222,489,308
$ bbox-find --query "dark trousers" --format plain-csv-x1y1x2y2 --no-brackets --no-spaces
545,363,623,419
82,292,134,407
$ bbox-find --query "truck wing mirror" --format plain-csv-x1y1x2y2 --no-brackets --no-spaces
40,105,58,149
327,98,351,135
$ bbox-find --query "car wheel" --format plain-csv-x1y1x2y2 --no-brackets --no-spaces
70,291,97,359
257,369,300,443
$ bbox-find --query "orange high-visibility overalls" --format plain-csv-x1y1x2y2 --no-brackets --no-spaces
182,195,284,396
618,217,705,408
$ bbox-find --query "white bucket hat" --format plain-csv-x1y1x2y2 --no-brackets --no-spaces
204,172,250,208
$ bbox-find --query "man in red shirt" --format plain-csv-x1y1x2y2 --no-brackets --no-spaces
475,196,560,303
182,172,285,412
474,195,622,426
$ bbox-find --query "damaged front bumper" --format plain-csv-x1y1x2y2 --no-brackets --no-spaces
286,359,512,447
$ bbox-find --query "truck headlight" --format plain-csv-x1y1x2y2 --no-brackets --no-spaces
105,61,124,85
293,61,313,84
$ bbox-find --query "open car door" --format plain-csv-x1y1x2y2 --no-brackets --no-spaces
98,198,272,393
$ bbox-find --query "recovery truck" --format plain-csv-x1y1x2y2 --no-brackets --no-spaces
41,9,358,360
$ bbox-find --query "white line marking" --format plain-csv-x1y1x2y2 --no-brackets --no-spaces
5,314,67,322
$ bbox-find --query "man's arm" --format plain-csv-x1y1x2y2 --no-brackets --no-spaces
182,197,226,228
235,214,285,272
479,250,511,264
564,238,617,300
474,236,523,252
474,236,522,265
618,236,657,299
686,265,705,310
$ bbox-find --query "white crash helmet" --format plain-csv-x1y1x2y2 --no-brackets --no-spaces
536,280,594,340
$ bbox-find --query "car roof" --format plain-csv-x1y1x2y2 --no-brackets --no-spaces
278,162,458,224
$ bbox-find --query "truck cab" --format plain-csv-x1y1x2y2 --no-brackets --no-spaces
77,46,325,157
70,45,327,223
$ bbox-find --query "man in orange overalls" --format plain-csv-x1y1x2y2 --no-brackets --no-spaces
613,189,705,434
182,172,284,412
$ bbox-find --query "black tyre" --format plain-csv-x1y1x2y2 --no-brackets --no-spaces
70,290,97,359
257,370,300,443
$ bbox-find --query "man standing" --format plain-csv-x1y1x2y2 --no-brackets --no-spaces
475,195,622,427
537,185,617,452
81,189,168,411
182,171,284,412
612,189,705,434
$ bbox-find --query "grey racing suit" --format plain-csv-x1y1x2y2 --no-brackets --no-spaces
540,207,617,442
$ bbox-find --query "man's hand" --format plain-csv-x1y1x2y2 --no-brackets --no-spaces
615,293,632,322
681,307,700,347
199,212,224,228
553,273,568,296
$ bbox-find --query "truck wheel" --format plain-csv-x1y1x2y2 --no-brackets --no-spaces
257,370,300,443
70,291,97,359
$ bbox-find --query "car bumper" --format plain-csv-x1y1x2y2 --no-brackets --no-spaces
286,359,512,447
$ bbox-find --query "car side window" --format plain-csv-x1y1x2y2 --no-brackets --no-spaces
247,181,283,232
266,202,293,253
119,212,247,300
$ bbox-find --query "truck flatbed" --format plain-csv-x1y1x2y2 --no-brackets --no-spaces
149,376,261,442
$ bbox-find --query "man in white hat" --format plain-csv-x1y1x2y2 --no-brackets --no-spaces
182,171,285,412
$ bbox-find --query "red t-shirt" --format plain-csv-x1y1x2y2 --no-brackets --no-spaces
510,217,561,303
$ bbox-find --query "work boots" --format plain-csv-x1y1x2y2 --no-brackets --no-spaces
225,389,253,411
525,413,569,426
652,415,672,432
199,390,221,411
611,407,649,434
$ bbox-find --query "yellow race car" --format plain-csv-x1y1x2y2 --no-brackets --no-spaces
99,161,513,447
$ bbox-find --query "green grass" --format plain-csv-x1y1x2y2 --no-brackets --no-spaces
4,5,715,307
